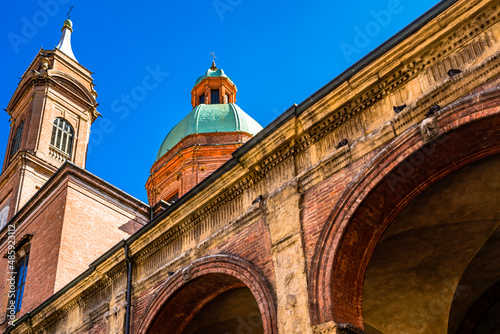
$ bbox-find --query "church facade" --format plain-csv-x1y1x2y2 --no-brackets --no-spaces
0,0,499,333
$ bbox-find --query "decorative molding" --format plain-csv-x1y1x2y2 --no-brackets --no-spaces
134,40,500,277
88,302,110,323
420,116,440,142
298,145,351,193
7,3,500,333
49,146,70,163
2,234,32,258
394,50,500,135
300,5,499,153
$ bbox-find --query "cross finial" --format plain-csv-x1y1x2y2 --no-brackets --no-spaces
67,6,74,19
209,52,218,70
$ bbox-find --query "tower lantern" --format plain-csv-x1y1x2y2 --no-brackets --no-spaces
190,57,238,107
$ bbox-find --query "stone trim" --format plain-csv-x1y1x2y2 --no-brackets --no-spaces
308,86,500,326
135,254,278,334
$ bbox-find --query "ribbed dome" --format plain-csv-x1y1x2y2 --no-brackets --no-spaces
194,68,234,86
156,103,262,160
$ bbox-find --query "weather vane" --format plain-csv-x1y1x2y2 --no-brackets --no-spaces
210,52,217,63
67,6,74,19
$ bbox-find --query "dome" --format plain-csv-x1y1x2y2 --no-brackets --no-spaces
194,68,234,86
63,19,73,29
156,103,263,160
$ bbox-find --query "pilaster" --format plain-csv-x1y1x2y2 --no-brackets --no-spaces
266,179,312,334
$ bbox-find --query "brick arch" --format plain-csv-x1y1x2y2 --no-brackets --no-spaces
135,254,277,334
308,85,500,327
455,280,500,334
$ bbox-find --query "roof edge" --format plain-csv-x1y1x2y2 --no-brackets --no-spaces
7,0,464,329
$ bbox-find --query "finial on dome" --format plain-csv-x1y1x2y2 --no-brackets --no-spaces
63,19,73,31
63,6,74,31
210,52,218,70
56,7,77,62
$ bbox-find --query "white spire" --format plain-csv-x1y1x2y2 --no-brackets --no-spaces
56,19,77,62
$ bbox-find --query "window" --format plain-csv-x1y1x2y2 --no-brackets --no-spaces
50,118,74,157
225,94,229,103
14,255,29,313
0,204,9,231
199,94,205,104
10,122,24,159
211,89,220,104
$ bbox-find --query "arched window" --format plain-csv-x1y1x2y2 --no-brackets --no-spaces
10,121,24,159
50,118,74,157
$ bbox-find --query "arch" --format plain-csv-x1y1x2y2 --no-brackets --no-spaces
6,69,97,115
47,70,97,106
135,254,277,334
51,117,74,157
362,153,500,333
308,85,500,327
455,280,500,334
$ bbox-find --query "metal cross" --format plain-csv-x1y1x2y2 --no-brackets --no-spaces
67,6,74,19
210,52,217,63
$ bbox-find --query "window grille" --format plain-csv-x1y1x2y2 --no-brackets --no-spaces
50,118,74,157
9,121,24,159
211,89,220,104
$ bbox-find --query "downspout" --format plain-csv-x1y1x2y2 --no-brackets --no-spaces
124,243,133,334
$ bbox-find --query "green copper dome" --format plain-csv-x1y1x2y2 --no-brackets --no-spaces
156,103,263,160
194,68,234,87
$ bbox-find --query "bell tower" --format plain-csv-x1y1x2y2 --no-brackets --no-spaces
0,19,99,223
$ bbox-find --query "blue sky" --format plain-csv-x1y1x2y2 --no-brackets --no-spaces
0,0,440,203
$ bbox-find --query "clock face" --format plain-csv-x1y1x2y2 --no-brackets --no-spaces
0,206,9,231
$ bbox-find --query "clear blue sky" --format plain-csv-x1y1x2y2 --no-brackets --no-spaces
0,0,440,203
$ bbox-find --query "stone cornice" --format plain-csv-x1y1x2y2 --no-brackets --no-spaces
135,43,500,267
7,1,500,332
51,49,94,82
0,151,57,193
0,161,149,244
24,22,499,332
129,0,500,292
298,2,499,152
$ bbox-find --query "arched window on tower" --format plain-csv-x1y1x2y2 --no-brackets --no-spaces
50,118,74,158
9,121,24,159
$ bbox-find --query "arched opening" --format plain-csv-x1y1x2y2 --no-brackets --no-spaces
146,274,263,334
183,287,263,334
137,255,277,334
362,154,500,333
308,87,500,328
